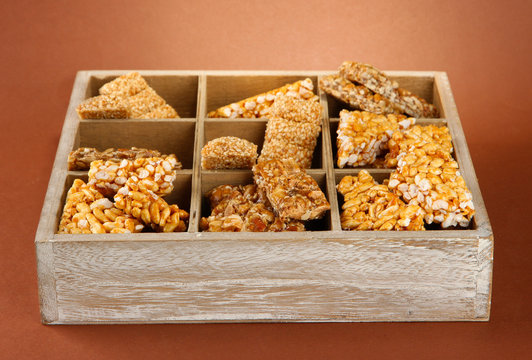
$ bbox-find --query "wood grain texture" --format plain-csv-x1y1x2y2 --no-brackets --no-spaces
35,70,493,324
52,236,481,323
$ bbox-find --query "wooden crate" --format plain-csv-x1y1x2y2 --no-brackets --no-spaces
35,70,493,324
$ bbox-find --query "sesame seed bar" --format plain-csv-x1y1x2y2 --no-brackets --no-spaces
338,61,439,118
319,75,403,115
99,72,149,97
127,87,166,119
336,110,416,168
137,103,179,119
58,179,144,234
207,78,316,118
258,95,323,169
201,136,258,170
200,184,305,232
114,178,189,232
76,72,179,119
76,94,130,119
386,126,475,228
88,155,180,197
68,147,165,171
337,171,425,231
253,159,330,220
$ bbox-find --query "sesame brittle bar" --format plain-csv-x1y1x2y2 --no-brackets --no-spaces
337,170,425,231
253,159,330,220
76,94,130,119
336,110,416,168
201,136,258,170
207,78,316,118
319,75,403,115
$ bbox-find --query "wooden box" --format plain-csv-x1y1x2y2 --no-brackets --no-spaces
35,70,493,324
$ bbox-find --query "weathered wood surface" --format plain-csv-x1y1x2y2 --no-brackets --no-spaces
35,70,493,324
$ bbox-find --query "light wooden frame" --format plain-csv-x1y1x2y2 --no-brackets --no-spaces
35,70,493,324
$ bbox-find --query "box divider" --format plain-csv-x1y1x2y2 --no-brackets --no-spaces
318,75,342,231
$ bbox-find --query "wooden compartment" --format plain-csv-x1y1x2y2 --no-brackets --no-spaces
35,70,493,324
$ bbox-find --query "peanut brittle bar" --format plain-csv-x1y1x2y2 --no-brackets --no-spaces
253,159,330,220
319,75,403,115
68,147,165,171
114,178,188,232
337,170,425,231
201,136,258,170
336,110,416,168
200,184,305,232
207,78,316,118
58,179,144,234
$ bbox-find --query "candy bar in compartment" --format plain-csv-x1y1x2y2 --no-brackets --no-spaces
85,74,199,118
200,171,332,232
73,119,196,169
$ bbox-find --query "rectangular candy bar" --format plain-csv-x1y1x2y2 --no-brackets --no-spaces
337,170,425,231
207,78,316,118
319,75,403,115
336,110,415,168
201,136,258,170
253,159,330,220
68,147,165,171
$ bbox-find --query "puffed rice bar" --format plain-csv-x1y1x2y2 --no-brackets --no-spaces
68,147,165,171
336,110,416,168
253,159,330,220
386,126,475,228
338,61,439,118
58,179,144,234
337,171,425,231
267,93,322,123
114,178,189,232
200,184,305,232
88,155,180,197
201,136,258,170
76,94,129,119
384,125,453,168
319,75,403,115
99,72,149,97
207,78,316,118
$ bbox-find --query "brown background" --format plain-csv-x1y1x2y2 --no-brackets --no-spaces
1,0,531,358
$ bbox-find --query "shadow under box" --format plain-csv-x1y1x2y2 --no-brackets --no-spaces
200,170,332,231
